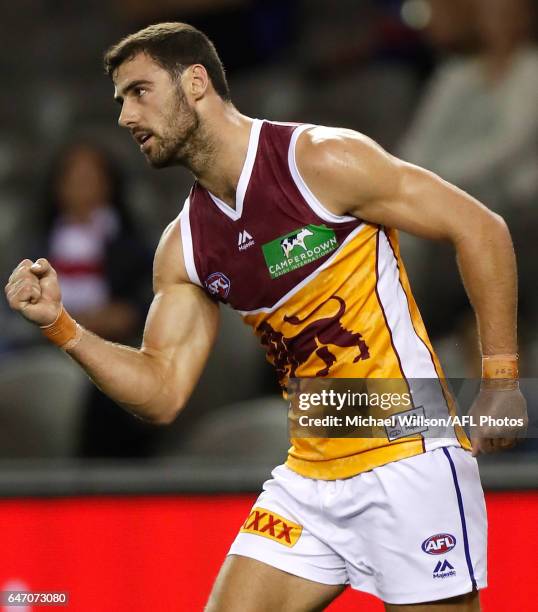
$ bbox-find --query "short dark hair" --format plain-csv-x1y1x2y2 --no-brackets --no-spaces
104,22,231,101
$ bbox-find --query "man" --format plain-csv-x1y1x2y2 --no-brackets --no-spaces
5,23,527,611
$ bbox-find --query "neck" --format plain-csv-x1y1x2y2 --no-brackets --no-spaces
182,103,254,207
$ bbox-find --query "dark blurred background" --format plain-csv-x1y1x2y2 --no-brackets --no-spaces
0,0,537,468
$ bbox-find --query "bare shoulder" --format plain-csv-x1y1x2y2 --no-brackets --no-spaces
153,216,190,291
297,126,380,158
295,126,402,216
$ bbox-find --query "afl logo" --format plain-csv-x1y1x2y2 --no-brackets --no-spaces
421,533,457,555
205,272,231,299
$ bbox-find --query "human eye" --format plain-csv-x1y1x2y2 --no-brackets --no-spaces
134,86,147,98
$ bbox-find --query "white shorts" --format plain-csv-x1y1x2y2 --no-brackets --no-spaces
229,446,487,605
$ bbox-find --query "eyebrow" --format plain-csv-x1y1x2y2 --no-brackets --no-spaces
114,79,151,104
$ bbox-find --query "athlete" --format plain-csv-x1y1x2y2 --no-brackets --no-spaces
5,23,527,611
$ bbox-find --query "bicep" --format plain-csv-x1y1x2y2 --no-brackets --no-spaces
355,159,499,244
139,282,220,415
139,214,220,396
142,282,219,365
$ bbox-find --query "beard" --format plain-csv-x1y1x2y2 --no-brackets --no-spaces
145,88,201,169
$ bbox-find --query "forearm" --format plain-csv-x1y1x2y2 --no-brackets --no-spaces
64,282,218,422
396,164,519,355
66,327,184,424
453,214,518,356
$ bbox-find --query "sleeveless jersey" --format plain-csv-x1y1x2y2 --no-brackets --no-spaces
179,119,470,480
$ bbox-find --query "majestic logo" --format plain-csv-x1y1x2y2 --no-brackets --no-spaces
205,272,231,300
238,229,255,251
262,225,338,279
258,295,369,384
433,559,456,579
422,534,457,555
240,507,303,547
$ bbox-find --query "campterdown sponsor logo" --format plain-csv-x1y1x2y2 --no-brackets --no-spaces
262,225,338,279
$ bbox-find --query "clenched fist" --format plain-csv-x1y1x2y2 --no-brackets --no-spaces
5,258,62,326
469,384,528,456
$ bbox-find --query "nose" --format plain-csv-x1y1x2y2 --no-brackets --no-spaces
118,100,138,129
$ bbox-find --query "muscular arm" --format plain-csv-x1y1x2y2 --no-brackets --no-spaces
296,127,517,356
5,219,219,425
296,127,525,455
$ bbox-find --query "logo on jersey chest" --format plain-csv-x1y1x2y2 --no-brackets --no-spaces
205,272,231,299
262,224,338,279
238,229,255,251
258,295,370,385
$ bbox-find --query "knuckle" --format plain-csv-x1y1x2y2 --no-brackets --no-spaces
19,260,33,271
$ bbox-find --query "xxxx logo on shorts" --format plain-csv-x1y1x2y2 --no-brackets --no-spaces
240,507,303,547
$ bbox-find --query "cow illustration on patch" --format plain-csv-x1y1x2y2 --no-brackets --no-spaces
257,295,370,384
262,224,338,279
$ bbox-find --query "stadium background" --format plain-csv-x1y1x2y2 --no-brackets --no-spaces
0,0,537,610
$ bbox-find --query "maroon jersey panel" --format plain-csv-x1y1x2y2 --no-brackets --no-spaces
188,120,361,312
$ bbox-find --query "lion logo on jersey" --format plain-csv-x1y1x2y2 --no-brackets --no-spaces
257,295,370,384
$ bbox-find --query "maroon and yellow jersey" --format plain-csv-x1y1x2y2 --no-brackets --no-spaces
179,119,470,480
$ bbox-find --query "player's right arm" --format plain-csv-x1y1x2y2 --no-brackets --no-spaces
4,218,220,425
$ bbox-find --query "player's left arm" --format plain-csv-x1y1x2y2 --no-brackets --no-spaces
296,127,527,455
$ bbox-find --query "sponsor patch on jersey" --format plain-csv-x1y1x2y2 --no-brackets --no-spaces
385,406,429,441
240,507,303,547
422,533,457,555
205,272,231,299
433,559,456,579
262,224,338,279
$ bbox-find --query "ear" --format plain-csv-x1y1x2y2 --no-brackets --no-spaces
183,64,209,101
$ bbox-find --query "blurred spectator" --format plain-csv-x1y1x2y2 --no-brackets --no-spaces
299,0,426,149
421,0,478,55
39,141,155,457
397,0,538,375
400,0,538,211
